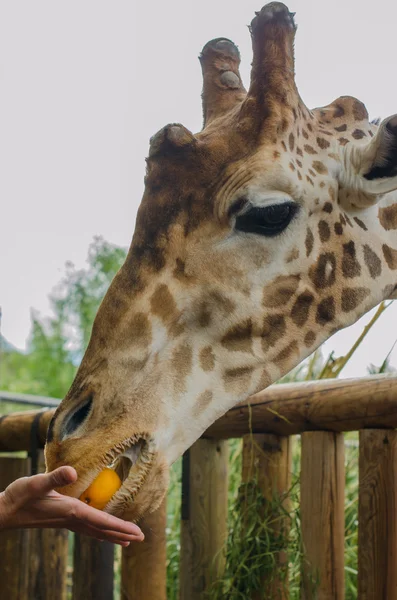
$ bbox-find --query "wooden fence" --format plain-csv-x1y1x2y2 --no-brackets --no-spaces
1,373,397,599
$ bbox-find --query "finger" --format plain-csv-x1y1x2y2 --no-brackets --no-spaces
70,523,140,545
26,467,78,498
71,500,144,537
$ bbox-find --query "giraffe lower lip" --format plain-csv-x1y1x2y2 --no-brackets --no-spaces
103,437,156,512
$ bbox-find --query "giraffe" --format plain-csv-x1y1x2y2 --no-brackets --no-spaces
45,2,397,522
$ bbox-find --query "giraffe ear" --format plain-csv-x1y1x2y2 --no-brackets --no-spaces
339,115,397,208
362,115,397,185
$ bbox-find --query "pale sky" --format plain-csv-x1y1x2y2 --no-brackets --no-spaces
1,0,397,378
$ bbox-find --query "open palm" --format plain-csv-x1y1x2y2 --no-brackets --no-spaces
0,466,143,546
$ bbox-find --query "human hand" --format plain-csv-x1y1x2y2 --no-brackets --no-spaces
0,466,144,546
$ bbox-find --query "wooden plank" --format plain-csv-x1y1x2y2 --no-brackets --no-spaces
0,409,54,451
121,500,167,600
3,375,397,449
179,439,229,600
28,451,69,600
241,434,292,600
72,535,114,600
0,456,31,600
206,374,397,438
358,429,397,599
300,432,345,599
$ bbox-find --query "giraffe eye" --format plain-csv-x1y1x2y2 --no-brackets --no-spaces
235,202,298,236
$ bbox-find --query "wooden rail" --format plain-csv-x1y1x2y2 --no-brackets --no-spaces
1,373,397,599
1,374,397,450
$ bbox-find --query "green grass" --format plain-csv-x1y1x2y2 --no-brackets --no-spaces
163,434,360,599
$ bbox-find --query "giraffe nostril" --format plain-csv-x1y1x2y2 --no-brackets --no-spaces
62,395,94,439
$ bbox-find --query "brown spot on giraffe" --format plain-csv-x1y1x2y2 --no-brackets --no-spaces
333,103,345,118
352,100,368,121
305,228,314,257
309,253,336,289
335,124,347,132
323,202,333,214
352,129,366,140
221,319,253,352
291,292,315,326
341,288,370,312
363,245,382,279
286,248,299,263
379,205,397,231
317,137,330,150
318,220,331,243
304,144,317,155
257,368,272,391
383,245,397,270
304,331,316,347
199,346,215,371
150,284,182,336
262,275,301,308
273,340,300,372
174,258,187,280
197,303,211,327
288,132,295,151
312,161,328,175
261,315,286,352
196,291,236,328
354,217,368,231
342,241,361,278
223,366,254,393
126,312,152,348
172,343,193,397
316,297,335,325
192,391,213,418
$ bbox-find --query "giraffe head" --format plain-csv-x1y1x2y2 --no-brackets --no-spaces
45,2,397,520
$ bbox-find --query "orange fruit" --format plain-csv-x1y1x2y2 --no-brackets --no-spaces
79,468,122,510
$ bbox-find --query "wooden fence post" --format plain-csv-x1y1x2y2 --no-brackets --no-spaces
72,536,114,600
179,439,229,600
0,456,31,600
121,499,167,600
358,429,397,599
241,433,292,600
28,451,69,600
300,432,345,600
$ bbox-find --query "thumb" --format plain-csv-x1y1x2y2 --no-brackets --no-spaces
31,467,78,496
46,466,78,489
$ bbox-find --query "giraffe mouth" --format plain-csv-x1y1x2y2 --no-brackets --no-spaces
97,435,156,512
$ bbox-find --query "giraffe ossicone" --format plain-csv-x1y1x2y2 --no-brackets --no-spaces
45,2,397,521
